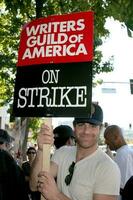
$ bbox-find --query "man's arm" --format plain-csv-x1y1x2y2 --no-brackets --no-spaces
37,171,72,200
37,171,119,200
29,124,55,191
30,149,43,191
94,194,118,200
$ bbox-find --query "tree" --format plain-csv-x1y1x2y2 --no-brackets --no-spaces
0,0,132,127
0,0,132,155
0,0,132,107
0,0,117,107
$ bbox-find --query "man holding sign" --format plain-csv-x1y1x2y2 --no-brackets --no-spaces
30,103,120,200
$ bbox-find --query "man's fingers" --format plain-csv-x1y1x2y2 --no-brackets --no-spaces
38,171,50,177
40,124,53,132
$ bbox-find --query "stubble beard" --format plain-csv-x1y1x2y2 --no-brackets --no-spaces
76,137,98,149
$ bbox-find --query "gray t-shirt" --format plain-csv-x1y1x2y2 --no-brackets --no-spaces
51,146,121,200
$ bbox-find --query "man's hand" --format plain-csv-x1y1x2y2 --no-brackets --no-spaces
30,124,54,192
37,124,54,151
37,171,60,200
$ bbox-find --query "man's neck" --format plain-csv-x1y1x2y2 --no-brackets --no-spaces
76,144,98,162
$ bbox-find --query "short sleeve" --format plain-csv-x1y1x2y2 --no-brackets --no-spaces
94,160,121,195
51,146,67,166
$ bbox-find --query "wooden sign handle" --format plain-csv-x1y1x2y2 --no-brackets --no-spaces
41,118,52,200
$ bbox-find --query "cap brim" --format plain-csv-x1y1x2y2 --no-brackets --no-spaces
73,118,102,125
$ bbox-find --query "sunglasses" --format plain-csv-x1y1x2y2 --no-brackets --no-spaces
28,152,36,154
65,161,75,185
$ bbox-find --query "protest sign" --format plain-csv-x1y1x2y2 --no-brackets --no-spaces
13,11,93,117
13,62,92,117
17,11,93,66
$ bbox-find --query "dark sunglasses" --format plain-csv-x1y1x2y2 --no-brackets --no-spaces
28,152,36,154
65,161,75,185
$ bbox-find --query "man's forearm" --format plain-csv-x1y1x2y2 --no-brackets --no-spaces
42,190,72,200
30,149,42,191
55,192,72,200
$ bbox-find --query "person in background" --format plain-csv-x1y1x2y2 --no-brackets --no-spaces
0,128,14,151
53,125,75,149
0,129,29,200
121,175,133,200
30,103,120,200
104,125,133,199
22,147,40,200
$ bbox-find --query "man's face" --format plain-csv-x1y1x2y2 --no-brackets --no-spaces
74,122,100,149
27,150,36,162
104,133,116,151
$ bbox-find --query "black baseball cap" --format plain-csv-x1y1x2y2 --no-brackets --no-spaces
53,125,74,149
53,125,74,139
73,103,103,125
0,129,14,143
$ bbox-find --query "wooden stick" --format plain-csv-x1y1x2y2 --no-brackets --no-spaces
41,118,52,200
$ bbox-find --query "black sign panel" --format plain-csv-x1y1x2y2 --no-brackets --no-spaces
130,79,133,94
13,62,92,117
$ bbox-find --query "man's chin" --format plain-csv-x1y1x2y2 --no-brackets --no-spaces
78,142,97,149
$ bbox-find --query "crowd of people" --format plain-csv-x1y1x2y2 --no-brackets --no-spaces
0,123,76,200
1,103,133,200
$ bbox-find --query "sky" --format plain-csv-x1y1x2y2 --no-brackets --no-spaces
53,18,133,128
97,18,133,81
93,18,133,129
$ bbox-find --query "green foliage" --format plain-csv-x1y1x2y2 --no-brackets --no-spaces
0,0,133,109
0,0,132,144
28,118,51,141
28,117,42,140
106,0,133,35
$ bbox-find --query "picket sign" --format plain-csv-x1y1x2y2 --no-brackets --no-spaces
41,118,52,200
13,11,93,200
